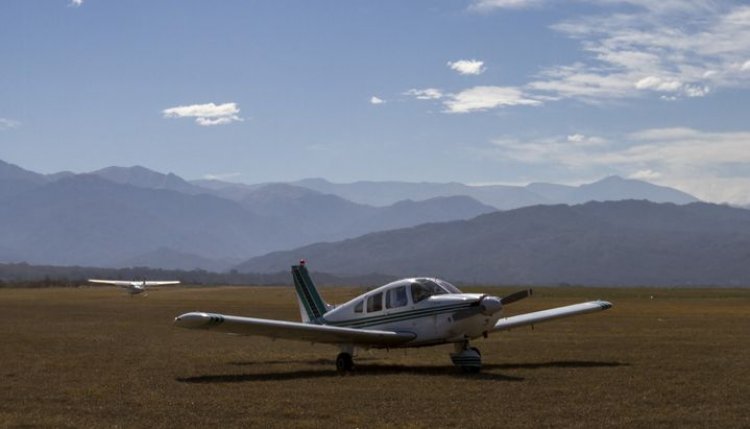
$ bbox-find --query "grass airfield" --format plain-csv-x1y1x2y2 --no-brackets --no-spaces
0,285,747,428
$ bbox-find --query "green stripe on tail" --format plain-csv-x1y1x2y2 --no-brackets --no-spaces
291,263,328,323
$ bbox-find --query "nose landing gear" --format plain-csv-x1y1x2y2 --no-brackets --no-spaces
450,342,481,373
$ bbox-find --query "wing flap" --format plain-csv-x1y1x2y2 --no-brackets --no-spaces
174,312,415,346
493,300,612,332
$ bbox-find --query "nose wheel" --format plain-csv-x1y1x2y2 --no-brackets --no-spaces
450,342,482,373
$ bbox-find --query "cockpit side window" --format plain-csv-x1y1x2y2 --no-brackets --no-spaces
386,286,408,309
354,300,363,313
366,292,383,313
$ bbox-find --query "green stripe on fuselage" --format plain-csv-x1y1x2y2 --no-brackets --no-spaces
324,302,475,329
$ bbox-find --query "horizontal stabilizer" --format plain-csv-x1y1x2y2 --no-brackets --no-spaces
493,300,612,332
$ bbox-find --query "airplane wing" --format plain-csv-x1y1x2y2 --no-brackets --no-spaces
174,312,416,346
493,300,612,332
88,279,137,287
142,281,180,286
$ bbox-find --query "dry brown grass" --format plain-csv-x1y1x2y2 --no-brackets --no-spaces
1,285,748,428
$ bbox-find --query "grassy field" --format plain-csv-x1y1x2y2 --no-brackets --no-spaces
0,285,747,428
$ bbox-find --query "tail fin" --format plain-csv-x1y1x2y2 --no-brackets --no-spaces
291,261,330,323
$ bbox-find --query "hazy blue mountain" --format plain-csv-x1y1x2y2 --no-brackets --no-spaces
291,176,699,209
90,165,206,195
239,183,496,244
46,171,76,181
566,176,698,204
524,182,575,202
0,175,291,267
0,159,50,200
236,200,750,286
191,179,265,201
118,247,239,272
365,195,497,232
292,178,547,209
0,161,498,269
0,159,709,273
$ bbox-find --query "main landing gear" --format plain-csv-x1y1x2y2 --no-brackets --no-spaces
334,343,483,374
336,352,354,373
336,345,355,373
450,341,482,373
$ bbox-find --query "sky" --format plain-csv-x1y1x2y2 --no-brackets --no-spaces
1,0,749,204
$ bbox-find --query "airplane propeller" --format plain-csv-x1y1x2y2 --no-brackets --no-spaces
453,289,533,321
500,288,533,306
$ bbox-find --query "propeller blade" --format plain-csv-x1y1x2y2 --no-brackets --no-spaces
500,289,533,305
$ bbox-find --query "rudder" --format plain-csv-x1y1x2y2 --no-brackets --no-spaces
291,261,329,323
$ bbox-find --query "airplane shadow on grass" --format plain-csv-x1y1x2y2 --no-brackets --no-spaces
176,360,627,384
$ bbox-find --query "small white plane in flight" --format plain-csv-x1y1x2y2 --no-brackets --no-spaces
174,261,612,373
88,279,180,296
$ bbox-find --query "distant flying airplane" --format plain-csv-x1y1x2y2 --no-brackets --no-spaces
174,261,612,373
88,279,180,296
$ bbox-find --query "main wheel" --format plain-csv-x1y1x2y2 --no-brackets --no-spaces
461,365,481,374
336,352,354,373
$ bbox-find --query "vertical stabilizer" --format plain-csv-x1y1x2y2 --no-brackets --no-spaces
291,261,329,323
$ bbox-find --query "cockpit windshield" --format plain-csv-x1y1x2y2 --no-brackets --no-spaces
436,279,462,294
410,278,461,303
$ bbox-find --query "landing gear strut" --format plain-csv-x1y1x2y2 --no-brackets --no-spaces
450,341,482,373
336,352,354,373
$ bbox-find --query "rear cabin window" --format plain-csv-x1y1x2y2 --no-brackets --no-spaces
354,300,363,313
366,292,383,313
386,286,408,309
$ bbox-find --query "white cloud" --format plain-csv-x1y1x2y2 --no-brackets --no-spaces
629,169,662,180
444,86,541,113
635,76,683,92
447,59,486,75
528,3,750,101
469,0,542,11
202,172,243,181
527,63,637,100
404,88,444,100
567,133,607,146
68,0,83,7
162,102,243,126
488,127,750,204
370,96,386,105
684,85,710,97
490,133,610,165
0,118,20,130
409,2,749,111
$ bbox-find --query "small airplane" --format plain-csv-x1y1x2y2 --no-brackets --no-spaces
88,278,180,296
174,261,612,373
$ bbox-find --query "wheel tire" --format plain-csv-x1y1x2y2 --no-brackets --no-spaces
461,365,481,374
336,352,353,373
469,346,481,357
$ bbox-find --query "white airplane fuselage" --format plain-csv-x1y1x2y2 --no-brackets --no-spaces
126,284,146,295
316,282,502,347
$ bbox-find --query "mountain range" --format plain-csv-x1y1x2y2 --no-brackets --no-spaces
3,158,732,286
0,160,497,269
237,200,750,286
